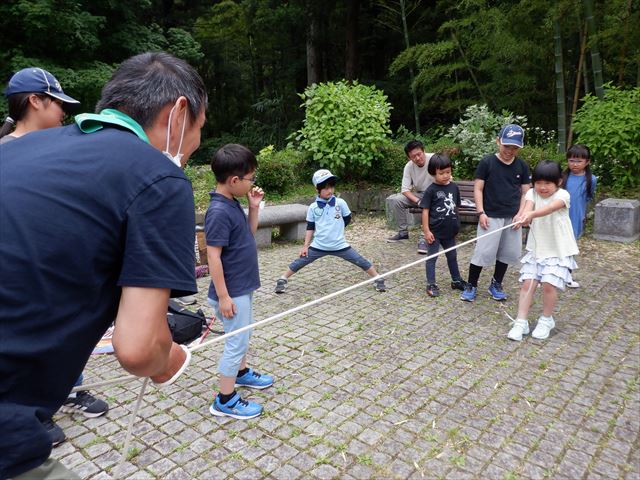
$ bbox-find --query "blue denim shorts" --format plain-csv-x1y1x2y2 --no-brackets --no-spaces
289,246,372,272
208,293,253,377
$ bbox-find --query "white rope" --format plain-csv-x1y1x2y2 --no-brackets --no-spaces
76,219,522,391
192,220,522,352
113,377,149,479
79,219,524,474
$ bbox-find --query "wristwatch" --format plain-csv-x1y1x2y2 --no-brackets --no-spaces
477,211,485,215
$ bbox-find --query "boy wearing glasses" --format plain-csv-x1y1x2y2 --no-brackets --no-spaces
274,169,386,294
206,144,274,419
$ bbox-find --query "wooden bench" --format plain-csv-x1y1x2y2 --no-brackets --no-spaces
407,180,479,224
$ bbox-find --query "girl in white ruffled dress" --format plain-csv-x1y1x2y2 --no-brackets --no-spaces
508,160,579,341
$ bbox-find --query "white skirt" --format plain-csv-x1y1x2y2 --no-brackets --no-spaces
519,251,578,291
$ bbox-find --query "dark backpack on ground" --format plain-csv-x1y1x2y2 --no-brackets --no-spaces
167,300,207,344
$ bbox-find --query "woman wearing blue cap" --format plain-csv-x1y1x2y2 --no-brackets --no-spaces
0,67,80,142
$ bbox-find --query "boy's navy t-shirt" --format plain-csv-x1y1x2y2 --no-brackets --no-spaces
475,154,531,218
420,182,461,239
0,124,197,478
205,192,260,300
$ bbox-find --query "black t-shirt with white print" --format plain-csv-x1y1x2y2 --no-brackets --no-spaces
419,182,461,239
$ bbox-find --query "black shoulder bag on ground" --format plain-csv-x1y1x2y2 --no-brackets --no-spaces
167,300,208,344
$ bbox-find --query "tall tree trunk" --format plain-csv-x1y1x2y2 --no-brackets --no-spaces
345,0,360,81
553,20,567,153
306,2,321,85
617,0,633,85
399,0,420,133
567,26,587,146
583,0,604,99
451,32,487,106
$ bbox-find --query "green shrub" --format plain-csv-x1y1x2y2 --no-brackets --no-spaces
572,84,640,192
184,164,215,212
256,146,306,196
364,141,407,187
297,80,392,178
519,145,564,173
445,104,527,177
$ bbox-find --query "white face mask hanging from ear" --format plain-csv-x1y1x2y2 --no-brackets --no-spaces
163,103,188,167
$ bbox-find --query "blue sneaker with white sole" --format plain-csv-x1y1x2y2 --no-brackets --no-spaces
488,278,507,301
235,368,274,389
210,392,263,419
460,285,477,302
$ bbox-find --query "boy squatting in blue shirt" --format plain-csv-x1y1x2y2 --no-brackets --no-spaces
205,144,274,420
274,169,386,294
419,153,468,297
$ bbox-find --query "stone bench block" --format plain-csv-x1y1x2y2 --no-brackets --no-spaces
593,198,640,243
254,204,308,248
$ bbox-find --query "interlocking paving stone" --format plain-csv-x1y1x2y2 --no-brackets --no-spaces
48,217,639,478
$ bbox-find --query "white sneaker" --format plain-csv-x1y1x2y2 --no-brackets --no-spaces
567,280,580,288
507,319,530,341
532,316,555,339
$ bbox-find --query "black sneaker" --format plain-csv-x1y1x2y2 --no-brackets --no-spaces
62,391,109,418
386,232,409,242
450,279,467,291
42,418,66,447
427,284,440,297
374,278,386,292
274,278,288,294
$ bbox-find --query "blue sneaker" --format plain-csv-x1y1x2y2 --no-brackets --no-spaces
235,368,274,389
488,278,507,301
460,285,477,302
210,392,263,419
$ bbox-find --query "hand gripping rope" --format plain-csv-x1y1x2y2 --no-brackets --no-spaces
70,220,523,478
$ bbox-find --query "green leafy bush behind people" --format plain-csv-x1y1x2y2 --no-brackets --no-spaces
572,84,640,192
297,80,392,179
256,145,308,196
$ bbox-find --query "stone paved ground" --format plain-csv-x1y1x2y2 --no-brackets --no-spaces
52,216,640,480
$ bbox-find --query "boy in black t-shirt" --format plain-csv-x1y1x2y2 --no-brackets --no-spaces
419,154,467,297
460,124,531,302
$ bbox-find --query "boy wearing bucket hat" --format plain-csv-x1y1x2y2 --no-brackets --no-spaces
460,124,531,302
275,169,386,294
1,67,80,142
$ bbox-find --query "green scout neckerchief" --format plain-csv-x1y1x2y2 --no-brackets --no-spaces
74,109,149,144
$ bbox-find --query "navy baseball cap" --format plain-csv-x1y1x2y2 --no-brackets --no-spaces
4,67,80,105
498,124,525,148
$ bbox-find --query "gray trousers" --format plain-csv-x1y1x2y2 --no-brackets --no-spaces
12,458,81,480
387,192,424,233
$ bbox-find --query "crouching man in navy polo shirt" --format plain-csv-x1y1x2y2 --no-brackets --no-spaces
0,52,207,480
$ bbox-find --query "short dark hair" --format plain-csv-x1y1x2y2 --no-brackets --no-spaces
211,144,258,183
427,153,452,176
316,177,337,192
96,52,208,128
404,139,424,156
532,160,562,185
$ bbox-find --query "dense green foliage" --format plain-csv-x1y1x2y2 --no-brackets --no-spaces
255,146,308,196
572,84,640,191
445,105,528,178
1,0,637,195
297,81,392,179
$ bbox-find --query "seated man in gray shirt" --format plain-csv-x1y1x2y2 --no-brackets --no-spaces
386,140,434,253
